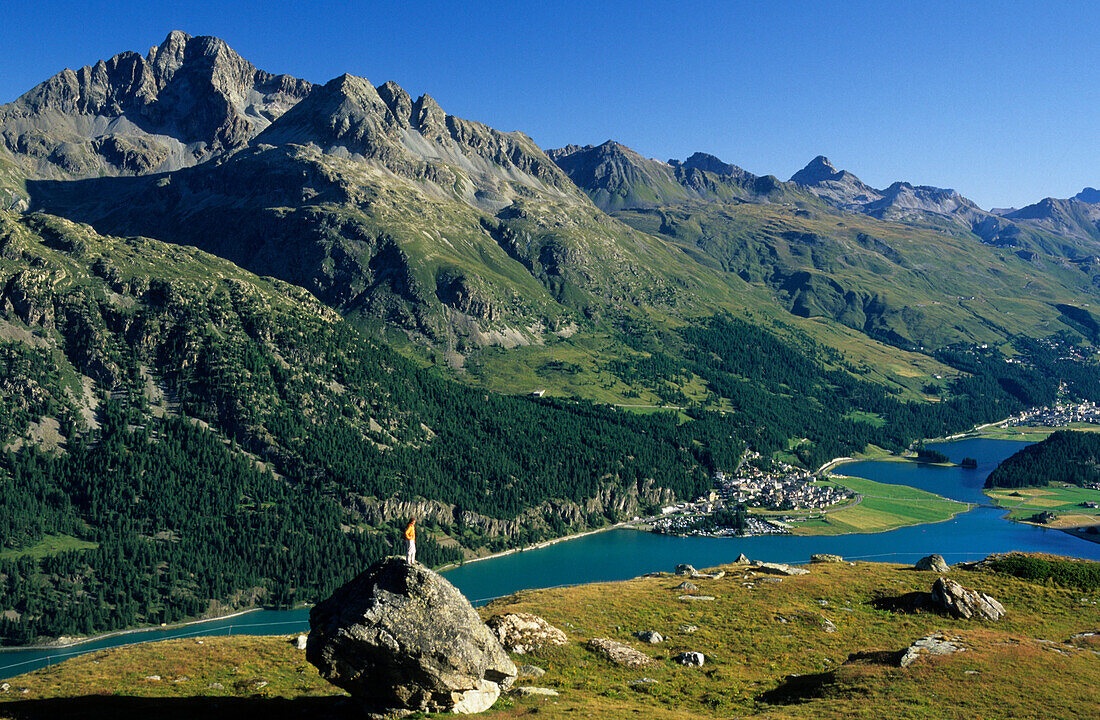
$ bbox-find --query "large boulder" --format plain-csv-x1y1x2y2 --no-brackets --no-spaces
307,557,517,716
915,554,950,572
931,577,1005,621
486,613,568,654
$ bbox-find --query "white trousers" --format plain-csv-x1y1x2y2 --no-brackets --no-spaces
406,539,416,564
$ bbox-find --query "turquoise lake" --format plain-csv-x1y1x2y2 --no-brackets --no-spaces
4,436,1098,679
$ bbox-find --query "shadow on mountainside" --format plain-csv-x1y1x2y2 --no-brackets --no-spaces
0,695,362,720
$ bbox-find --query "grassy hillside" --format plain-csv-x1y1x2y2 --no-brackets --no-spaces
1,556,1096,719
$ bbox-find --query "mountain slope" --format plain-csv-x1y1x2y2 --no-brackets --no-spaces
551,142,1100,351
546,141,794,211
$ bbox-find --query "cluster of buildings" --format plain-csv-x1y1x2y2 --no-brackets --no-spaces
644,451,852,538
714,453,852,511
1003,400,1100,428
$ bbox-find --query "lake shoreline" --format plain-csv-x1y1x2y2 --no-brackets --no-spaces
0,607,273,654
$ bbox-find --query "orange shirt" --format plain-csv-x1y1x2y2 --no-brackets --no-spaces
405,520,416,541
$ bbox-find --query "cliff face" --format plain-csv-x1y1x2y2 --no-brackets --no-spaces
350,479,675,542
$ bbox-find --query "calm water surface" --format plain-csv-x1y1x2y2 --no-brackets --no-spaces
4,436,1098,679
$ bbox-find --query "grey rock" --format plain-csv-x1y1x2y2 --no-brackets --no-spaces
627,677,659,686
678,595,715,601
674,564,697,576
486,612,568,654
735,553,751,564
675,581,698,591
811,553,843,564
294,633,307,650
0,683,9,693
516,664,545,678
899,633,965,668
677,624,698,634
931,577,1005,621
207,682,224,690
751,561,809,576
633,630,664,644
307,557,516,716
513,686,559,697
915,554,951,572
821,619,838,633
586,637,651,667
674,651,705,666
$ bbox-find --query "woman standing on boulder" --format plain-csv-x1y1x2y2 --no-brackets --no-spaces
405,518,416,564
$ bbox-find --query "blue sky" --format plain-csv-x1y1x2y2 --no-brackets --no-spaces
2,1,1096,209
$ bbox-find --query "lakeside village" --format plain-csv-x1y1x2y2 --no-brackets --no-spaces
1003,399,1100,429
647,398,1100,538
648,451,853,538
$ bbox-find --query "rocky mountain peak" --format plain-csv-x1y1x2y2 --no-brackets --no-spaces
1073,187,1100,204
0,31,313,178
790,155,842,185
674,152,756,182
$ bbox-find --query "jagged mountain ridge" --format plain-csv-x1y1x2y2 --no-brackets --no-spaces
25,70,719,354
0,31,312,185
786,156,1100,255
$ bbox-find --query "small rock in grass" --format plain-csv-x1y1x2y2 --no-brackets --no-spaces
516,664,545,678
675,581,698,591
675,564,698,576
675,652,705,666
633,630,663,644
295,634,308,650
513,686,559,697
678,624,698,634
627,677,659,686
208,682,225,690
587,637,651,667
144,675,161,682
678,595,715,601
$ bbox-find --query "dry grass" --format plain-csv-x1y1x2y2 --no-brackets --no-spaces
1,559,1097,719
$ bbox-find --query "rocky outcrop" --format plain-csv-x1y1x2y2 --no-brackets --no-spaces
751,561,809,576
586,638,651,667
931,577,1005,621
915,554,950,572
486,613,568,654
811,554,843,564
898,633,965,668
307,557,516,716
